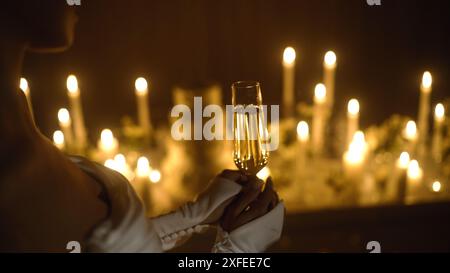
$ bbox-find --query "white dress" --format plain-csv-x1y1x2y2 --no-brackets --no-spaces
70,156,284,253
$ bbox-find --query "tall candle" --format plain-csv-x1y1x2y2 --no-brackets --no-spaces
19,77,34,121
323,51,337,116
386,151,410,202
347,99,360,148
417,71,432,157
407,159,423,195
312,84,326,156
58,108,74,150
432,103,445,163
297,121,309,169
282,47,296,118
136,156,152,207
53,130,65,150
135,77,153,142
404,120,418,155
67,75,87,152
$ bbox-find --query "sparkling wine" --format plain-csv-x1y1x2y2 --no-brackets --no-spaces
233,104,269,175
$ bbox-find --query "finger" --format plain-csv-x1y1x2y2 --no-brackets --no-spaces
219,169,247,183
226,182,277,230
224,181,261,218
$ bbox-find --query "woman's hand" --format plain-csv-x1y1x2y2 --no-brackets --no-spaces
220,176,279,232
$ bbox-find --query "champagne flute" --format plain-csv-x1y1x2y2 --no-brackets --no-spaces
232,81,270,177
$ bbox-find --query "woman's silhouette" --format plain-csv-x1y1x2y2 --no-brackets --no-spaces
0,0,284,252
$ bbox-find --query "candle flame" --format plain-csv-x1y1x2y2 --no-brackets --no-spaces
324,51,337,68
67,75,79,94
404,120,417,141
297,121,309,142
149,169,162,183
435,103,445,121
104,159,119,172
283,47,296,65
135,77,148,94
397,152,410,169
314,83,327,103
348,99,360,116
136,156,151,178
432,181,442,192
20,78,29,94
53,130,65,149
344,131,367,165
407,160,422,181
100,129,117,152
58,108,71,125
421,71,432,91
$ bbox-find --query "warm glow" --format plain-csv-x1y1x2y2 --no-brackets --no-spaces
324,51,337,68
136,156,151,178
149,170,162,183
347,99,360,116
421,71,432,91
100,129,117,152
53,130,65,149
283,47,296,65
20,78,29,94
432,181,442,193
104,159,119,172
314,83,327,104
114,154,127,167
135,77,148,95
404,120,417,141
344,131,367,165
58,108,71,126
435,103,445,122
297,121,309,142
257,167,271,181
407,160,423,181
66,75,79,95
397,152,410,169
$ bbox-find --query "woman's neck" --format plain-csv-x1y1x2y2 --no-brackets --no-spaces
0,38,39,145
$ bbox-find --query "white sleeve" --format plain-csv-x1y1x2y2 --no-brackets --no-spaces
212,202,285,253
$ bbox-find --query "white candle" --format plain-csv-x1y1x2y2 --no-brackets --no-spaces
404,120,418,155
135,77,153,142
347,99,360,148
19,77,34,121
343,131,367,203
407,159,423,187
297,121,309,167
58,108,74,150
67,75,87,152
53,130,65,150
385,151,410,202
136,156,152,207
417,71,432,157
432,103,445,163
98,129,118,159
323,51,337,116
282,47,296,118
312,84,326,156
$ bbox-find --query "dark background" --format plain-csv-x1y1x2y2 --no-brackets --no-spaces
22,0,450,140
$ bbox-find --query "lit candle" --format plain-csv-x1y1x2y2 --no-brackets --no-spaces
149,169,162,184
19,77,34,120
136,156,151,178
282,47,296,118
432,180,442,193
407,159,423,195
67,75,87,152
347,99,360,148
98,129,118,158
297,121,309,169
58,108,74,150
323,51,337,116
386,151,410,202
135,77,153,143
417,71,432,157
114,153,134,181
432,103,445,163
312,83,326,156
404,120,418,155
53,130,65,150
